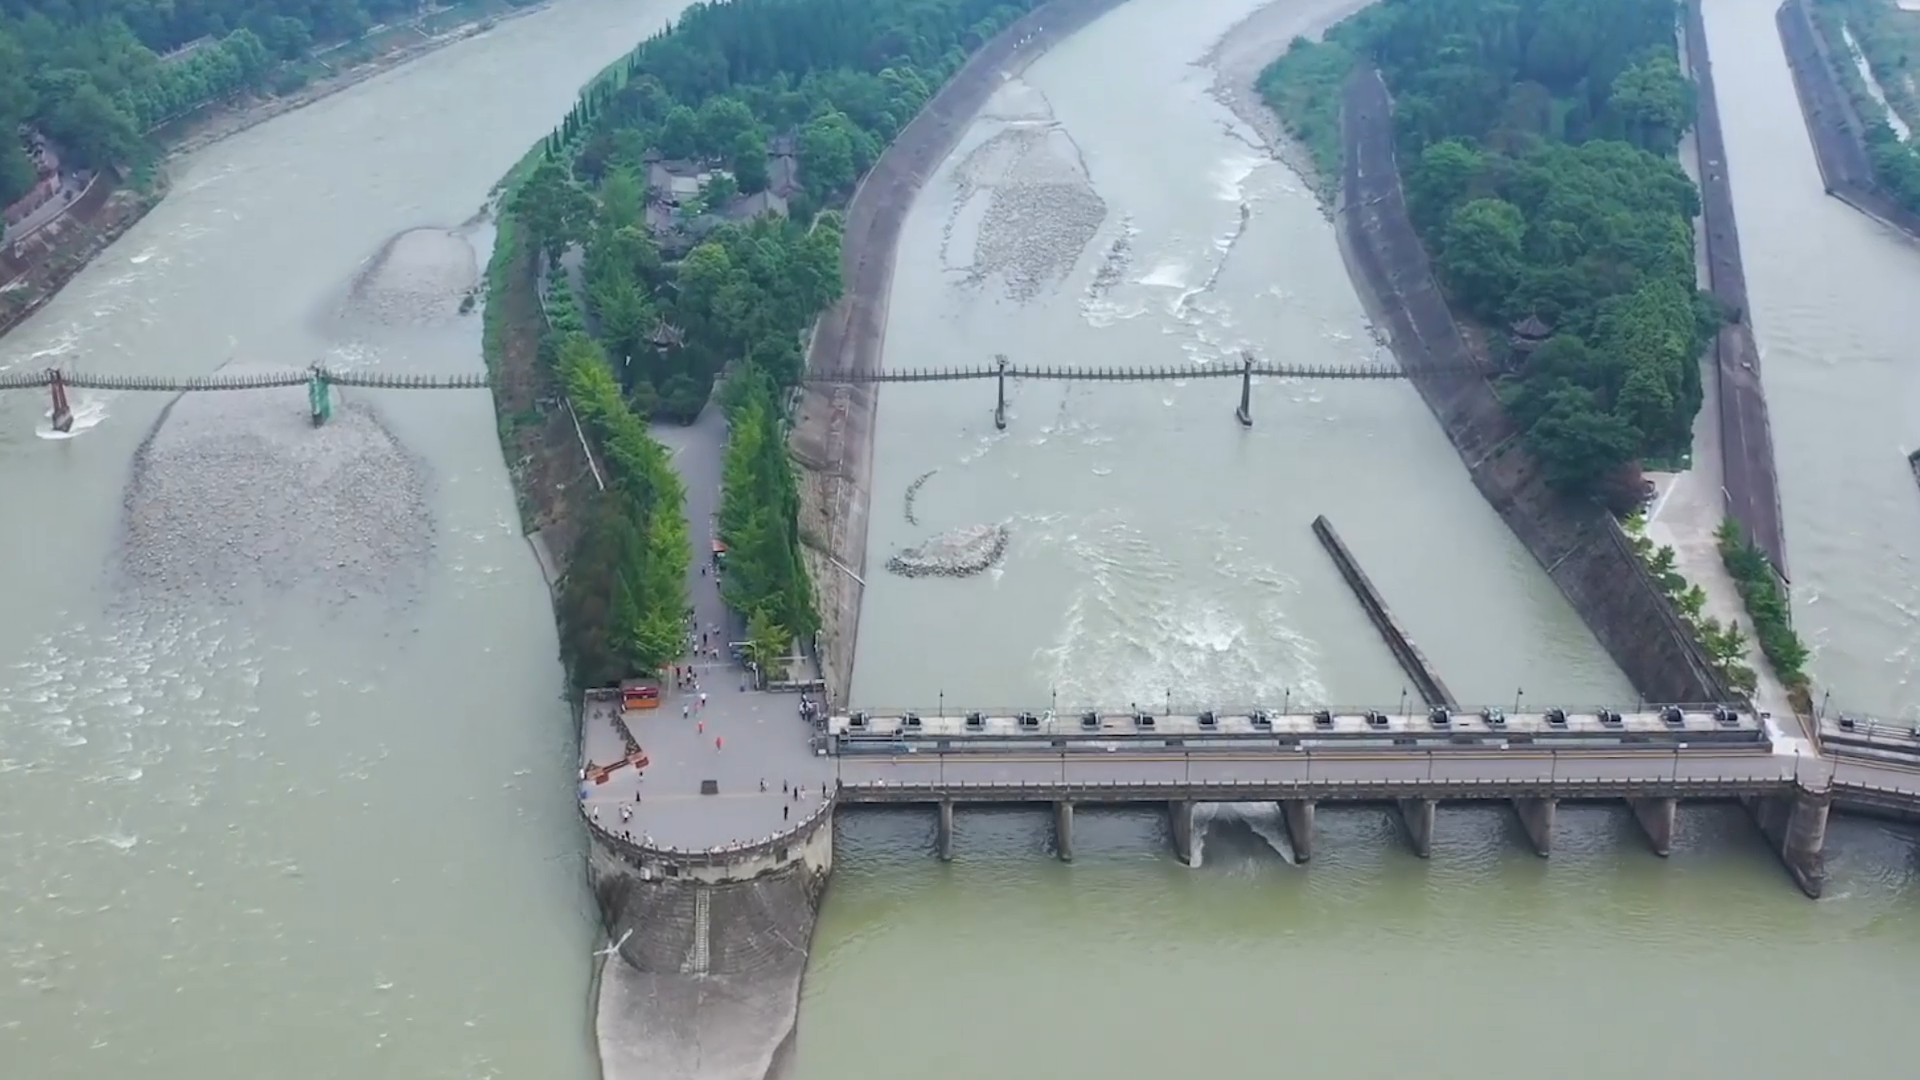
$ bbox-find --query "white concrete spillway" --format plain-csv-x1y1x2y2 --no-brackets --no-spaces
828,705,1767,746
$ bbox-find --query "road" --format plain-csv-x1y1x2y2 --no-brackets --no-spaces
830,744,1920,805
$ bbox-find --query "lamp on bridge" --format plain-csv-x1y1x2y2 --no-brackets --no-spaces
1514,687,1524,715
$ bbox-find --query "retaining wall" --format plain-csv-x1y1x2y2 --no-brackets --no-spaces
793,0,1134,707
1337,68,1729,706
1777,0,1920,239
587,805,834,1080
1683,0,1790,582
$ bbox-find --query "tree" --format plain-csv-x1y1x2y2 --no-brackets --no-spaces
799,111,859,201
1527,385,1639,494
1438,197,1526,315
1607,51,1693,155
731,128,769,193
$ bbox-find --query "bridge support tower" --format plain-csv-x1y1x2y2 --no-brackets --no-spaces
1280,799,1314,862
1512,797,1555,857
937,798,955,861
308,370,332,427
1398,798,1436,858
1629,797,1678,857
48,370,72,434
1054,801,1074,862
1235,353,1253,427
993,354,1009,431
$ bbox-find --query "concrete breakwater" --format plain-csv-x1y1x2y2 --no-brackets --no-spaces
1682,0,1789,581
1335,68,1729,706
793,0,1136,708
1776,0,1920,240
586,802,835,1080
1310,515,1454,708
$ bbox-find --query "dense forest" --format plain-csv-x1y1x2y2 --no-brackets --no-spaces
517,0,1039,686
1808,0,1920,213
0,0,522,203
1261,0,1713,500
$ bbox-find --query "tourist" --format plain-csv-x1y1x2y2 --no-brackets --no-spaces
699,692,708,709
682,704,690,719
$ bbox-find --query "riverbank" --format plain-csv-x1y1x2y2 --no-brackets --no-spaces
0,1,559,351
1202,0,1375,215
1332,66,1730,706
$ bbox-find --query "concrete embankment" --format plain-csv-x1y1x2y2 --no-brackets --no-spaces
588,804,835,1080
793,0,1134,706
1776,0,1920,240
1310,515,1454,708
1683,0,1789,582
1335,68,1729,706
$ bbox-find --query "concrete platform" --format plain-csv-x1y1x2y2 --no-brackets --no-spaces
578,405,832,854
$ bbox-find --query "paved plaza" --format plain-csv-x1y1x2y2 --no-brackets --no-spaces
579,406,832,851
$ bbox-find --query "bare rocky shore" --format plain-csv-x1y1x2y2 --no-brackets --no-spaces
119,379,432,608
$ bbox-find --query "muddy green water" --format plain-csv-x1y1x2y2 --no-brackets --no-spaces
1,1,1914,1079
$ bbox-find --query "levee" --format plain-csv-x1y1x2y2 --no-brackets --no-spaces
1777,0,1920,240
1683,0,1789,581
588,805,835,1080
1334,68,1729,706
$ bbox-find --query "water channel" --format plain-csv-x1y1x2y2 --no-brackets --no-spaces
0,2,681,1075
0,0,1915,1078
811,0,1920,1077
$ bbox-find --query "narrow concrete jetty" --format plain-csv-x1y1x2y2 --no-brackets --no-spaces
1311,515,1455,707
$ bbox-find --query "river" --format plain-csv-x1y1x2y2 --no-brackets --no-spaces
2,1,1915,1079
803,1,1920,1078
0,2,681,1076
1702,0,1920,722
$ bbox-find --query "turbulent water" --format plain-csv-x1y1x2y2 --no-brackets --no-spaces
851,0,1632,712
804,0,1920,1078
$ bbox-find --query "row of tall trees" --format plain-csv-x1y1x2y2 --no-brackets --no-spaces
1263,0,1714,500
0,0,523,203
551,331,691,689
515,0,1037,683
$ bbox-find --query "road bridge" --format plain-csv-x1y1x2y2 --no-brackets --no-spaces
802,704,1920,897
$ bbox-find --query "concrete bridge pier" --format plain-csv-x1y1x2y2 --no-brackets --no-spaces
1169,800,1195,865
1235,353,1253,427
1280,800,1315,863
1512,798,1555,857
993,354,1009,431
1629,797,1678,857
937,799,955,862
1747,785,1830,898
1054,800,1074,863
1397,798,1436,858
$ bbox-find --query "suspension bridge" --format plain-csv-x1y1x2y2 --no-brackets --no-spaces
0,365,492,433
3,352,1477,434
800,354,1475,430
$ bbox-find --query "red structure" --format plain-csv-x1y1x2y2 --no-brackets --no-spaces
48,369,71,433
